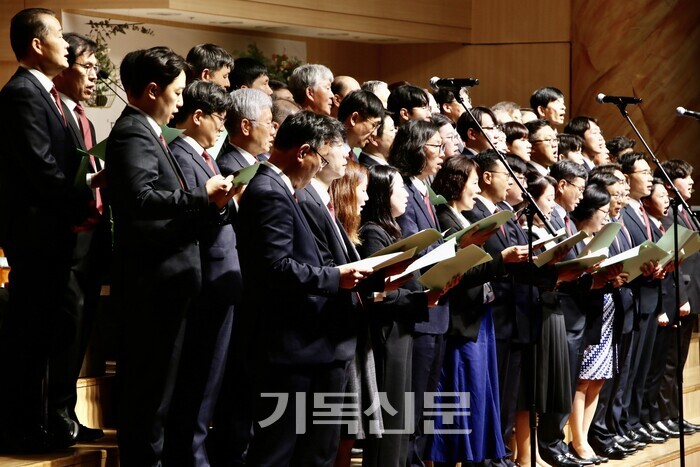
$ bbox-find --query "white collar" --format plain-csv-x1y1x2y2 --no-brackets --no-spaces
128,104,162,137
25,67,54,93
262,161,295,196
231,143,259,166
310,178,331,206
476,194,497,214
180,135,205,157
411,177,428,196
529,160,549,176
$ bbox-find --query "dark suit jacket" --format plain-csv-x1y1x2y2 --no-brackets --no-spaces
436,204,505,341
296,183,359,360
396,179,449,335
663,209,698,315
106,107,210,309
0,67,78,247
237,164,342,365
169,136,242,307
217,142,254,177
358,151,381,170
621,205,661,316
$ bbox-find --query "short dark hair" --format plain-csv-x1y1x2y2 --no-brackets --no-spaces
337,90,384,123
571,184,611,222
550,160,588,183
433,88,458,107
657,159,693,180
526,171,557,200
10,8,55,61
186,43,233,82
503,121,528,144
388,119,440,177
269,79,288,91
557,133,584,155
563,116,597,138
587,170,620,188
230,57,268,90
361,165,403,241
456,107,497,141
120,47,188,97
273,110,344,152
606,135,636,158
530,86,564,111
432,155,477,202
170,80,233,125
525,119,552,141
387,85,428,123
618,151,649,175
473,149,503,174
589,163,622,178
63,33,97,67
506,154,527,175
430,113,454,129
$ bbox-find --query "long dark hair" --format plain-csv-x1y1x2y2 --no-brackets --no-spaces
361,165,403,241
571,184,611,222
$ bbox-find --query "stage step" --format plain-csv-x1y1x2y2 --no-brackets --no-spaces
0,430,118,467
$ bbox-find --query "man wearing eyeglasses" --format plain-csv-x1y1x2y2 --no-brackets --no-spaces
51,31,108,444
526,119,560,176
455,106,499,158
237,111,372,466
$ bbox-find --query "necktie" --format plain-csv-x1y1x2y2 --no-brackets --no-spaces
201,150,217,174
50,85,66,125
494,207,506,238
617,217,633,247
74,104,103,215
422,190,436,226
564,215,573,237
639,205,653,240
159,134,185,189
659,223,666,234
327,201,336,219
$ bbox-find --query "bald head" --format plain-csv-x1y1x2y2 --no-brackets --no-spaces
331,75,360,117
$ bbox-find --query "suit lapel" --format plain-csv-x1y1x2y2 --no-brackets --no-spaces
407,180,435,228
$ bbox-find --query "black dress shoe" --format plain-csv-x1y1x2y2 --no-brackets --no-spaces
644,422,669,439
611,441,636,454
635,426,665,444
595,444,628,460
622,431,647,448
75,423,104,442
684,419,700,432
567,444,599,465
655,420,680,438
49,416,79,449
545,453,585,467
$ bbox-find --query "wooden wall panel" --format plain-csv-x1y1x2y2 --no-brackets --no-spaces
306,40,380,84
470,0,570,44
379,42,571,113
571,0,700,183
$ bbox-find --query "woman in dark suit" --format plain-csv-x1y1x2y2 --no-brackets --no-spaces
358,165,442,467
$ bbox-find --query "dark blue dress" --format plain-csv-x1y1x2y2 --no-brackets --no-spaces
427,306,506,462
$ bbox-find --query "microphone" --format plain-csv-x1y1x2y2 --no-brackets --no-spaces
98,69,126,93
429,76,479,91
677,106,700,120
596,93,642,105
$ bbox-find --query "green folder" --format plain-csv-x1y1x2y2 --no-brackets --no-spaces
419,245,493,290
231,163,260,187
369,228,443,258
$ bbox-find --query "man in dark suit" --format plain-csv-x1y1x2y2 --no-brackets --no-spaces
337,90,384,159
162,80,240,466
217,88,274,176
617,152,664,445
0,8,78,452
51,31,108,443
655,160,700,435
237,111,372,466
358,114,395,169
106,47,235,465
455,107,498,158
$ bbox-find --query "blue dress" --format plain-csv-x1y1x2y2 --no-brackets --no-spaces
427,308,506,462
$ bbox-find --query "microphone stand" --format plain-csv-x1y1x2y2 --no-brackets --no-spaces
453,91,555,467
609,102,691,466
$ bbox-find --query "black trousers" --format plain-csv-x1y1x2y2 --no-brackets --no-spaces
657,314,696,421
623,312,658,430
246,360,349,467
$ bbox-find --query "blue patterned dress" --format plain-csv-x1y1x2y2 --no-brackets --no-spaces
579,293,615,380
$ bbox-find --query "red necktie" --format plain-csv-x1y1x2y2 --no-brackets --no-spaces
639,205,653,240
327,201,336,219
159,134,185,189
202,150,217,174
74,104,102,215
659,223,666,234
422,190,436,226
50,85,66,125
495,207,506,237
564,215,573,237
618,217,633,246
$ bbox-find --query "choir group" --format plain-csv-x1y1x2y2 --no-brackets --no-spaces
1,7,698,467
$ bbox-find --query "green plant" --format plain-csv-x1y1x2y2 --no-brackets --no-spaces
234,43,303,82
86,20,155,107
